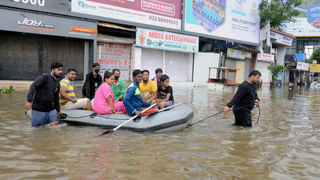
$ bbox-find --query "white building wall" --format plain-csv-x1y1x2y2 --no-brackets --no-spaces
256,61,272,83
193,52,220,85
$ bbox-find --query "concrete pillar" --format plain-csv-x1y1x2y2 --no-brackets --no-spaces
84,41,89,80
276,46,286,65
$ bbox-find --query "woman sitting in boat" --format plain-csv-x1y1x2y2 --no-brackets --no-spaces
92,71,126,114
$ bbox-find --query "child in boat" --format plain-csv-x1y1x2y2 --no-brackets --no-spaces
157,74,174,109
93,71,126,114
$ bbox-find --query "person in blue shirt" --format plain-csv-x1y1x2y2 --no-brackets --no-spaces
123,69,157,116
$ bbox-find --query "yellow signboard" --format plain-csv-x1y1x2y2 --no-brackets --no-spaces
310,64,320,73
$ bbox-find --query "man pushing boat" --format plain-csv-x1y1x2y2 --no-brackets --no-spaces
224,70,261,127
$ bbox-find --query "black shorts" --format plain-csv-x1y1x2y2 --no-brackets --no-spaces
233,108,252,127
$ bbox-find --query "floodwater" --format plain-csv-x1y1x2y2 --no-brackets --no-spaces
1,85,320,180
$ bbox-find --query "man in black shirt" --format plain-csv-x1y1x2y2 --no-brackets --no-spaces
157,74,174,109
224,70,261,127
82,63,102,100
25,62,63,127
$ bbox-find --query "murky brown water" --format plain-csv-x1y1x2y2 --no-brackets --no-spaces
1,85,320,179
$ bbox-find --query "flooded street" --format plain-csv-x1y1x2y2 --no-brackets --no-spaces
1,85,320,179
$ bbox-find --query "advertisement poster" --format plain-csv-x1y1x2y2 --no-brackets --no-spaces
296,62,309,71
282,0,320,36
96,43,131,80
227,48,251,60
257,53,274,63
136,28,199,53
184,0,261,45
310,64,320,73
72,0,182,30
270,31,293,46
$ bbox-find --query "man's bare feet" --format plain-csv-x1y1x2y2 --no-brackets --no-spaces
50,121,59,126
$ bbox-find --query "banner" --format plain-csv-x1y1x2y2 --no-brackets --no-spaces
296,62,309,71
257,53,274,63
310,64,320,73
282,1,320,36
96,43,131,80
270,31,293,46
227,48,251,60
72,0,182,30
184,0,261,45
136,28,199,53
0,9,97,40
0,0,70,13
295,53,305,61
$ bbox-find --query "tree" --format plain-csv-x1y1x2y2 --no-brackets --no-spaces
310,48,320,64
268,65,287,84
259,0,302,29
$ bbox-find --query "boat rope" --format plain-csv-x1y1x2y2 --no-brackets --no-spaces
188,111,224,126
189,105,260,127
64,113,129,120
256,105,261,124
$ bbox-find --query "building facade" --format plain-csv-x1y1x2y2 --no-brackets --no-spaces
1,0,262,83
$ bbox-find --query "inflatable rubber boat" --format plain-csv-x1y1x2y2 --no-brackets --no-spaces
27,104,193,132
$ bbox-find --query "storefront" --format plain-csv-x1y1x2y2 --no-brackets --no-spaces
269,29,295,85
135,28,199,82
225,48,252,84
296,62,310,85
255,53,274,84
0,7,97,80
95,32,135,81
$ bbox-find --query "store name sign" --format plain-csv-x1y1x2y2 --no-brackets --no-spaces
310,64,320,73
270,31,293,46
257,53,274,63
17,17,55,31
296,62,309,71
227,48,252,60
136,28,199,53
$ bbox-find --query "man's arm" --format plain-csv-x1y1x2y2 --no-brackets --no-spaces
25,75,47,110
26,75,46,102
149,81,158,101
54,83,61,113
254,85,260,106
123,87,136,115
84,74,91,98
226,85,248,108
254,85,260,101
98,74,102,86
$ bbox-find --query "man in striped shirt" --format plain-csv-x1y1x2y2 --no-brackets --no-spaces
59,68,92,110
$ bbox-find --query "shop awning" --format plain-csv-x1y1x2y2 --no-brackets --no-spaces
98,23,136,32
97,34,135,44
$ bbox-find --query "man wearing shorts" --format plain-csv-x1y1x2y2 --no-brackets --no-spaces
59,68,92,110
25,62,63,127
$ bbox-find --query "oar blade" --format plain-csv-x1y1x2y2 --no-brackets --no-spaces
95,129,113,137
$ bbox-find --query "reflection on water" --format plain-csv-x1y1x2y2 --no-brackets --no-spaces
1,86,320,179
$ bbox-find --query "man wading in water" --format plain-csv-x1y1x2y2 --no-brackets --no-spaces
224,70,261,127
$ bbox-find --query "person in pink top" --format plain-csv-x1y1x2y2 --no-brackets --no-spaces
93,71,126,114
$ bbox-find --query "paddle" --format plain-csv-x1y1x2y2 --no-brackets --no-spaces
146,103,182,117
96,103,158,137
158,103,182,112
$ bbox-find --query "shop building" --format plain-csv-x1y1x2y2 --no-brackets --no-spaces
0,1,97,80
